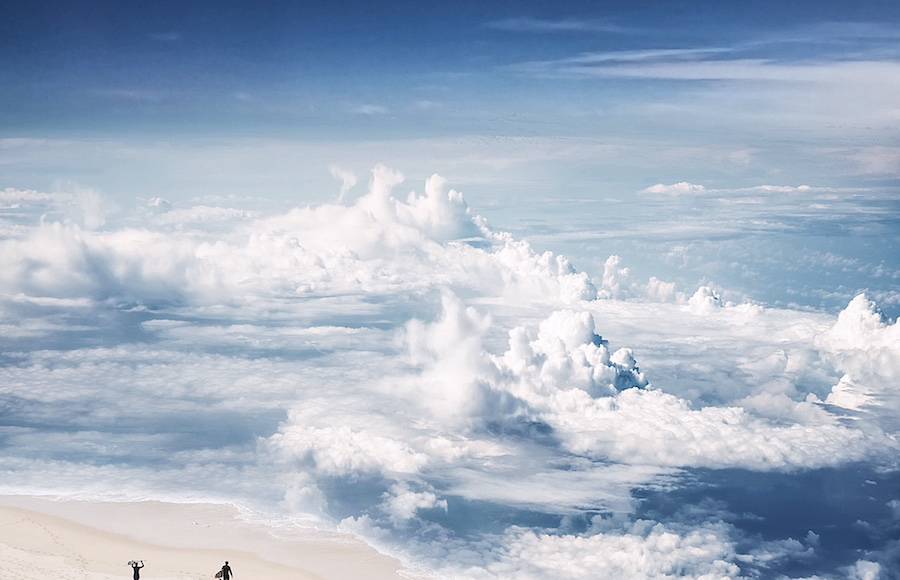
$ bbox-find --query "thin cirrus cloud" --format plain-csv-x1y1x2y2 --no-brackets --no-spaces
148,32,181,42
506,21,900,82
513,50,900,84
639,182,873,196
485,16,633,34
497,30,900,143
350,104,390,116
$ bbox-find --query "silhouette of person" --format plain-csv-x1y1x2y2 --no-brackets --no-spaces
221,561,234,579
130,560,144,580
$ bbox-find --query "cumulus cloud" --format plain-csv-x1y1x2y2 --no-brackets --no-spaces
594,255,686,303
395,296,889,472
551,388,881,470
845,559,881,580
0,166,593,307
645,276,679,303
815,294,900,416
268,421,429,477
495,309,647,399
471,521,740,580
381,482,447,525
2,165,896,579
598,255,632,299
688,285,723,313
404,291,514,423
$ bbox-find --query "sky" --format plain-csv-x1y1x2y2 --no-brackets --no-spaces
2,2,900,579
3,0,900,194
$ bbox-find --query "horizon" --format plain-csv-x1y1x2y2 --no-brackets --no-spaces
1,2,899,579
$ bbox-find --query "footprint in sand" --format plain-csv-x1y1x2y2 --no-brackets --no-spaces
27,518,90,578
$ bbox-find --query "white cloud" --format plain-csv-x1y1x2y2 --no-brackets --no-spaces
495,308,647,399
395,296,891,472
146,196,172,210
518,51,900,85
153,205,258,225
282,472,329,519
471,521,741,580
688,286,723,314
550,387,880,470
403,291,510,423
72,188,108,230
0,166,593,307
485,17,629,34
640,182,706,195
268,421,429,477
328,164,358,202
645,276,679,303
381,482,447,525
599,255,632,298
844,560,881,580
815,294,900,415
351,104,389,116
412,100,442,111
0,187,63,208
743,184,812,193
0,185,110,230
1,165,896,579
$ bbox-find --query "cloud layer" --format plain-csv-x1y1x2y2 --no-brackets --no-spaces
1,167,897,578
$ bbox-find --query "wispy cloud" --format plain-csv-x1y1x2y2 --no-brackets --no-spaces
641,182,706,195
539,47,733,66
640,182,864,196
90,89,166,102
504,18,900,87
351,104,390,115
752,21,900,49
485,16,631,34
413,99,442,111
846,146,900,175
328,164,358,202
514,50,900,84
148,32,181,42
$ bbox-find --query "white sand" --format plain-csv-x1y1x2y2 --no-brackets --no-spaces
0,496,407,580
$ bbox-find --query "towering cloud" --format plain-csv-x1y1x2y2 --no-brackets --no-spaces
1,167,896,579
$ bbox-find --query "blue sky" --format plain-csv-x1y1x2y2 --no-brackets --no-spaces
3,0,900,196
2,0,898,309
9,0,898,313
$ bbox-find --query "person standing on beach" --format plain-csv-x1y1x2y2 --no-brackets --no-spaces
130,560,144,579
221,561,234,579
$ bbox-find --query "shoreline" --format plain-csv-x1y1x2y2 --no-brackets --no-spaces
0,495,407,580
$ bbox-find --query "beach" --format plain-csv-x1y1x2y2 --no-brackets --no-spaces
0,496,406,580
